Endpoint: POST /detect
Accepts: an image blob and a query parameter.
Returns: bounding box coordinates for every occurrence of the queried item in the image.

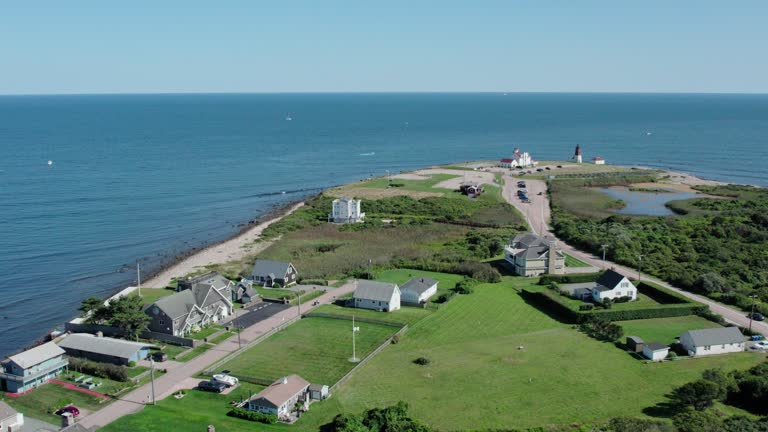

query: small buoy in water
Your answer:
[47,160,53,166]
[281,191,286,194]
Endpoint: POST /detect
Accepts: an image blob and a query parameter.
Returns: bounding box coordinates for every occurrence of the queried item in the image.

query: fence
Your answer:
[331,324,409,391]
[302,312,404,328]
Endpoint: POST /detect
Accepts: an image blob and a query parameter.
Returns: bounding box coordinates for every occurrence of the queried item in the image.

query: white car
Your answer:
[212,374,239,387]
[752,341,768,350]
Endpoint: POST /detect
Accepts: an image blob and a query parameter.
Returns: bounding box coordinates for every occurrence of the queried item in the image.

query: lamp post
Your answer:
[749,294,759,334]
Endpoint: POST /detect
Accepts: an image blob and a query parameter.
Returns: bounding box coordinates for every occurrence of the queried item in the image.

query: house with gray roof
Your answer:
[399,276,438,305]
[246,375,311,421]
[251,259,297,288]
[145,273,233,337]
[352,280,400,312]
[0,342,68,393]
[504,233,565,276]
[680,327,745,357]
[559,269,637,303]
[57,333,156,366]
[0,400,23,431]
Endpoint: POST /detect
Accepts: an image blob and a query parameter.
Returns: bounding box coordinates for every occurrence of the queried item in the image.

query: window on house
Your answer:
[704,345,711,350]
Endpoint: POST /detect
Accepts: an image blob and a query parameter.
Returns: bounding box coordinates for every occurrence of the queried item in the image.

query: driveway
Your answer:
[501,175,768,337]
[77,281,358,430]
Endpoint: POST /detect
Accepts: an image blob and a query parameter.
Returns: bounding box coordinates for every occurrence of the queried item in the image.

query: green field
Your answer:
[314,280,765,430]
[619,315,724,345]
[361,174,458,193]
[309,303,431,327]
[218,316,397,385]
[0,382,109,423]
[564,253,591,268]
[137,288,175,305]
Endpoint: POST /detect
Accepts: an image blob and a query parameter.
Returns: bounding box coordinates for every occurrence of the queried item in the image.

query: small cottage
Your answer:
[680,327,745,357]
[626,336,644,353]
[642,342,669,362]
[308,383,329,401]
[352,281,401,312]
[399,276,438,305]
[57,333,155,366]
[247,375,311,420]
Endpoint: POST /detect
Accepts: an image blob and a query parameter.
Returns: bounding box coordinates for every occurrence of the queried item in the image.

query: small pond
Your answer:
[599,187,699,216]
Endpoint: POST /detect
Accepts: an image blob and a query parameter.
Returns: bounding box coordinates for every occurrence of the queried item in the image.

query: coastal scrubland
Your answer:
[551,182,768,316]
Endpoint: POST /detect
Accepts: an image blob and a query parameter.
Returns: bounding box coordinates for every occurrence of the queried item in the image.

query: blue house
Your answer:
[0,342,68,393]
[57,333,155,366]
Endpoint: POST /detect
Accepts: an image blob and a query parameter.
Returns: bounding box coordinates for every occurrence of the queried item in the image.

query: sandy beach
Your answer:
[143,202,305,288]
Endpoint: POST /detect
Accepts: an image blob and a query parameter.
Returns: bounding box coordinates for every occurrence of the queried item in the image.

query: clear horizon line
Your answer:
[1,90,768,97]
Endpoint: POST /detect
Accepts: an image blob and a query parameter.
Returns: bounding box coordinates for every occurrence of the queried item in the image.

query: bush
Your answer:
[299,278,328,286]
[434,292,456,304]
[453,278,478,294]
[67,357,129,382]
[413,357,430,366]
[227,407,277,424]
[391,334,400,344]
[455,262,501,283]
[272,283,282,289]
[539,272,603,285]
[127,361,136,367]
[579,304,594,311]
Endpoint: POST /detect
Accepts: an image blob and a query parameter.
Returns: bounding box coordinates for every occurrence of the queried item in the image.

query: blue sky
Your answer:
[1,1,767,94]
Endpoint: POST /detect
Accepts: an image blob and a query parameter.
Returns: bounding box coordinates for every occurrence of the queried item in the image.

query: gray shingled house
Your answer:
[251,259,297,287]
[399,276,438,305]
[145,273,233,336]
[503,233,565,276]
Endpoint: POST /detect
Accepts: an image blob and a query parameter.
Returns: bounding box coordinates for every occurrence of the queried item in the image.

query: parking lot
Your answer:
[231,302,292,329]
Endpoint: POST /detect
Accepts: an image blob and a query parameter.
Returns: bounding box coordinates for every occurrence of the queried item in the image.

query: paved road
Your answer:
[502,175,768,337]
[78,282,357,430]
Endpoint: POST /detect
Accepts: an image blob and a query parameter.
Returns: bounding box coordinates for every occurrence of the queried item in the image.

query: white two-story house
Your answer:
[329,198,365,223]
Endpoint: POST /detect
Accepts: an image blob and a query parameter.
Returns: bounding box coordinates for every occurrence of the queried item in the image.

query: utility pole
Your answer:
[137,261,142,297]
[637,254,643,282]
[601,245,608,269]
[150,358,156,406]
[749,294,759,334]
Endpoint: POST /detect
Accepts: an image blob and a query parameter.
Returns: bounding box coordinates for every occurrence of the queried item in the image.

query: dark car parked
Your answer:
[748,312,765,321]
[198,380,228,393]
[151,351,168,362]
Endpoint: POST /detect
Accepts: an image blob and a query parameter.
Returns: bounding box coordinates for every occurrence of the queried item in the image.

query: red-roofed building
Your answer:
[592,157,605,165]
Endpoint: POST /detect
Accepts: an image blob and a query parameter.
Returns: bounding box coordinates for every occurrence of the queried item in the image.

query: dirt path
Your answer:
[78,282,358,430]
[501,175,768,337]
[143,202,304,288]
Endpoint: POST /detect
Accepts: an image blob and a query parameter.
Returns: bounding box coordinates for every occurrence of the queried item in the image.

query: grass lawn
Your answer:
[209,330,235,345]
[218,317,397,385]
[315,280,765,430]
[255,286,297,299]
[136,288,176,306]
[361,174,458,193]
[175,343,213,362]
[188,326,220,340]
[126,365,149,378]
[564,253,591,268]
[619,316,724,345]
[60,371,130,396]
[309,303,431,327]
[1,382,109,423]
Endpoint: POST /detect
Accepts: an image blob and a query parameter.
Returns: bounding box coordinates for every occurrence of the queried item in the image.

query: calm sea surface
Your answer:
[1,93,767,356]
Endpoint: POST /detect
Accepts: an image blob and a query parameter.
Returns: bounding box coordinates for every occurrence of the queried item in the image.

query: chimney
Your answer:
[547,241,558,274]
[208,426,216,432]
[95,331,103,338]
[282,376,288,385]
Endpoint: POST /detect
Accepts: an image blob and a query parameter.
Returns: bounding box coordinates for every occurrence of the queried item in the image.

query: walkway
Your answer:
[501,174,768,336]
[78,281,357,430]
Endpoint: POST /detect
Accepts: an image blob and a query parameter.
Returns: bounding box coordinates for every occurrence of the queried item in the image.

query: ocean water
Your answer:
[1,93,767,356]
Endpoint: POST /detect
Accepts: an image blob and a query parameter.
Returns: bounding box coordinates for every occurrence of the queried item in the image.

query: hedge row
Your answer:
[636,281,690,305]
[539,272,603,285]
[521,289,704,323]
[67,357,129,382]
[227,407,277,424]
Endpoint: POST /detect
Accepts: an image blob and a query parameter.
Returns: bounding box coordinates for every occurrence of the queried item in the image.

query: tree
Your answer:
[100,295,150,340]
[671,379,722,410]
[79,297,103,319]
[694,272,729,294]
[672,409,723,432]
[701,368,738,402]
[723,416,768,432]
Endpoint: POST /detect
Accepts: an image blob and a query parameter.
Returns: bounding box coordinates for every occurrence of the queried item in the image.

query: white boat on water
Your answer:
[285,115,292,121]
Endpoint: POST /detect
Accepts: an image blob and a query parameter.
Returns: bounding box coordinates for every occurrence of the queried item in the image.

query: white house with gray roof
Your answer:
[680,327,745,357]
[399,276,438,305]
[0,342,68,393]
[504,233,565,276]
[246,374,311,420]
[57,333,156,366]
[561,270,637,303]
[352,280,401,312]
[0,400,23,431]
[145,274,233,337]
[251,259,297,287]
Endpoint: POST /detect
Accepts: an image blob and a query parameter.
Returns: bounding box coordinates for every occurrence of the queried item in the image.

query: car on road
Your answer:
[536,168,544,172]
[750,341,768,350]
[556,165,563,168]
[198,380,228,393]
[57,406,80,417]
[517,181,526,188]
[150,351,168,362]
[748,312,765,321]
[212,374,239,387]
